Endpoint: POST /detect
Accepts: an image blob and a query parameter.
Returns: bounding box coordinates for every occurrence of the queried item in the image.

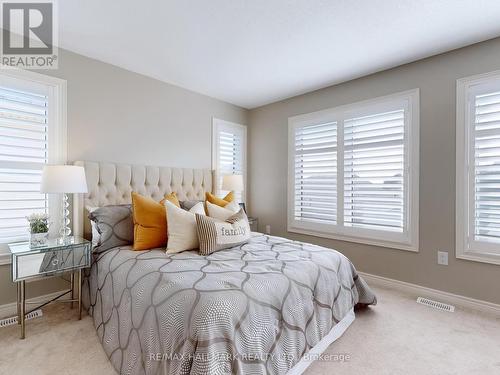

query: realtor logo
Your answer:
[1,0,58,68]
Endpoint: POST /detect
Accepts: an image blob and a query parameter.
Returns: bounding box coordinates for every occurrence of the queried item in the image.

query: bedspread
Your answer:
[83,233,376,375]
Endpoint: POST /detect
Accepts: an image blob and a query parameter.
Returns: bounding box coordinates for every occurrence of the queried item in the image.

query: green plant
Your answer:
[27,213,49,234]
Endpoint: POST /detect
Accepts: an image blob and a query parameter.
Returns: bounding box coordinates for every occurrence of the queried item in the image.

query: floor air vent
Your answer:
[417,297,455,312]
[0,309,43,328]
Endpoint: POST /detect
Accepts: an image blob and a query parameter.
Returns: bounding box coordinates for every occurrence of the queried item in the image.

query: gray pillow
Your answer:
[88,205,133,252]
[195,209,251,255]
[180,200,204,210]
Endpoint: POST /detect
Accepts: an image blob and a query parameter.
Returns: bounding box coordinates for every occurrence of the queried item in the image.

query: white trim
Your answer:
[0,288,71,319]
[456,70,500,266]
[359,272,500,316]
[0,68,67,257]
[211,117,247,202]
[287,308,355,375]
[288,89,419,252]
[454,251,500,266]
[288,89,419,124]
[288,227,418,252]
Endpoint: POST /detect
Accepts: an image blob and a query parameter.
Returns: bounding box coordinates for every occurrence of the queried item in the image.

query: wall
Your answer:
[0,48,248,308]
[248,37,500,305]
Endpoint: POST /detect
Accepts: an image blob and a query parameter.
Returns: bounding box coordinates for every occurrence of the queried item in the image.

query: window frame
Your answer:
[211,117,247,203]
[0,68,67,265]
[456,70,500,266]
[288,89,419,252]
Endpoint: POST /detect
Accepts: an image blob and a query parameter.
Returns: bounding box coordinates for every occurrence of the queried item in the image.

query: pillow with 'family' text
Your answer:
[195,209,250,255]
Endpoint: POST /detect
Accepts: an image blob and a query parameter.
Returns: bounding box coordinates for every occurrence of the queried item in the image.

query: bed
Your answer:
[74,161,376,375]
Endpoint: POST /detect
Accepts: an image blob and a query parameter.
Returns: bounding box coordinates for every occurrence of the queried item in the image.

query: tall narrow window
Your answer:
[212,118,247,202]
[0,71,66,263]
[457,71,500,265]
[0,86,48,242]
[288,90,419,251]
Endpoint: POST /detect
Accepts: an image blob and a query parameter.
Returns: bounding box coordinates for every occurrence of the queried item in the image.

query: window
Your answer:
[288,89,419,251]
[456,71,500,265]
[0,70,66,264]
[293,121,337,225]
[212,118,247,202]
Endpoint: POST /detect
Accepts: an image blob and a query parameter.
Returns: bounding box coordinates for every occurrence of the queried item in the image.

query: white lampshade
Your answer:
[222,174,244,192]
[40,165,88,194]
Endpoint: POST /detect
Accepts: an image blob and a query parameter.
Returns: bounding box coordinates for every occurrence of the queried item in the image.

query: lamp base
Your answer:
[59,193,71,243]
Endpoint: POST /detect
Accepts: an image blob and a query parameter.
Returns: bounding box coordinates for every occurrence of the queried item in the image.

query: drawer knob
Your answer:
[51,259,59,266]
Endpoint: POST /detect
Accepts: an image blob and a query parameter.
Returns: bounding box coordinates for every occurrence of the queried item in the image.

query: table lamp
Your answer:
[41,165,88,243]
[222,174,244,203]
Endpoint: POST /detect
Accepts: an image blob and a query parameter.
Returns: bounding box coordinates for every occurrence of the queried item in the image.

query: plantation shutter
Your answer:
[343,109,405,232]
[294,122,337,225]
[213,120,246,202]
[472,89,500,244]
[0,86,49,243]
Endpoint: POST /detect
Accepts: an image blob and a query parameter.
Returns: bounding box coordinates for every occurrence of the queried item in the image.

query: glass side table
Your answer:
[9,236,91,339]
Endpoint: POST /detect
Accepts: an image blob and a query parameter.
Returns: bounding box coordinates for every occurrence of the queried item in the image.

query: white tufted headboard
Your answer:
[72,161,213,239]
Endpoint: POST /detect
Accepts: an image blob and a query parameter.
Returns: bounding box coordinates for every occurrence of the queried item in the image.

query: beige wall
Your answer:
[248,37,500,305]
[51,49,247,167]
[0,48,248,307]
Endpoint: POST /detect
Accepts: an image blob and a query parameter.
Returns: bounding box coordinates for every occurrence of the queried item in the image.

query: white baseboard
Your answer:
[0,289,71,319]
[359,271,500,316]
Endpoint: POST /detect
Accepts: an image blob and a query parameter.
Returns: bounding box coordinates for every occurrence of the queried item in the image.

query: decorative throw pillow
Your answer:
[205,191,234,207]
[206,200,240,221]
[165,200,206,254]
[196,209,251,255]
[131,192,168,250]
[88,205,134,253]
[160,192,181,207]
[180,199,204,210]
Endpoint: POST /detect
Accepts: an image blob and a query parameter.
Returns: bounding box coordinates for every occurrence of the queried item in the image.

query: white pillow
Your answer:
[206,200,240,221]
[225,200,240,212]
[165,200,206,254]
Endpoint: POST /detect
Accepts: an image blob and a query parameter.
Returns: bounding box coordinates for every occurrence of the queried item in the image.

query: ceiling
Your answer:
[59,1,500,109]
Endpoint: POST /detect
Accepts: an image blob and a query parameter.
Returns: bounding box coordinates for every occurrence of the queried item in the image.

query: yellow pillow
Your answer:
[160,192,180,207]
[205,191,234,207]
[131,192,168,250]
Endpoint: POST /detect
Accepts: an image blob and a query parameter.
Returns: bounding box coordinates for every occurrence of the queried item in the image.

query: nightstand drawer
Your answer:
[12,244,91,281]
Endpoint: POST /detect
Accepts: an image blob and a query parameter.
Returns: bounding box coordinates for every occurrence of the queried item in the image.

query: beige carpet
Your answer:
[1,284,499,375]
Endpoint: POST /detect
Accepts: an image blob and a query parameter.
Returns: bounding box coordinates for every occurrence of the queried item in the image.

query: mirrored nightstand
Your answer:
[9,237,91,339]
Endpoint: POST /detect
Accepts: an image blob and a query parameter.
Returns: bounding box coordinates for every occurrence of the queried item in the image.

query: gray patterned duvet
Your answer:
[83,233,376,375]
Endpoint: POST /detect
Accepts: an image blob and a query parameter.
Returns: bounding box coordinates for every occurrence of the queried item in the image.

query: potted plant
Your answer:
[27,213,49,247]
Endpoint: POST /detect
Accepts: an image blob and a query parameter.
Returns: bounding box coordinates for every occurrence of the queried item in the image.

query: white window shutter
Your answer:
[343,110,405,232]
[288,89,418,251]
[473,90,500,244]
[0,86,49,243]
[294,121,337,225]
[219,130,243,175]
[212,119,247,202]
